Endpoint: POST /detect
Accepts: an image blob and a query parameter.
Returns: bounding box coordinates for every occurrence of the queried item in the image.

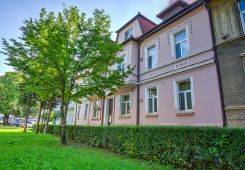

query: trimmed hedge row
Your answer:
[47,125,245,169]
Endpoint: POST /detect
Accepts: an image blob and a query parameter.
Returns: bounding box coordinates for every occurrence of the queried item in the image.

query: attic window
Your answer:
[124,27,133,40]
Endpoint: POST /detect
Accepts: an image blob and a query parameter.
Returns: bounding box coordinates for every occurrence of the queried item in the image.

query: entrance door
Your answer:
[108,99,113,125]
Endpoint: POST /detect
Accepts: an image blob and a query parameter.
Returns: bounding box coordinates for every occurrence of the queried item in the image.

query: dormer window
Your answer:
[124,27,133,40]
[239,0,245,32]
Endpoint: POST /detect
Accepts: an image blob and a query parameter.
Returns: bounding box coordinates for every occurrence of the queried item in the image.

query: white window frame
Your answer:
[92,101,100,118]
[146,87,158,114]
[84,103,89,119]
[239,0,245,33]
[124,27,134,40]
[145,43,158,70]
[120,94,131,115]
[171,27,190,59]
[173,76,195,112]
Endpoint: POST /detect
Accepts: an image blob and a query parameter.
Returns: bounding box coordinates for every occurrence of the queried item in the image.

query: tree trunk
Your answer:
[60,89,67,145]
[40,109,46,131]
[23,104,30,133]
[3,114,9,126]
[74,103,77,125]
[101,96,105,126]
[43,102,52,134]
[35,102,43,134]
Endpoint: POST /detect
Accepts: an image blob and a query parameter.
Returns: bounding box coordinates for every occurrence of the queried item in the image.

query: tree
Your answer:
[0,72,22,124]
[2,7,132,144]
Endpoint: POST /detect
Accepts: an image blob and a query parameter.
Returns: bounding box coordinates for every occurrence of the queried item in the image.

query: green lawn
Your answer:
[0,127,171,170]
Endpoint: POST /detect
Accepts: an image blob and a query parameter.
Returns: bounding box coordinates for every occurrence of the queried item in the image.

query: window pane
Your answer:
[187,92,192,110]
[175,30,186,43]
[181,40,188,57]
[179,92,185,111]
[149,98,153,113]
[175,43,181,59]
[148,55,152,69]
[126,102,130,115]
[154,97,157,112]
[240,0,245,11]
[178,81,190,91]
[121,103,126,115]
[148,46,156,56]
[149,88,157,97]
[243,13,245,23]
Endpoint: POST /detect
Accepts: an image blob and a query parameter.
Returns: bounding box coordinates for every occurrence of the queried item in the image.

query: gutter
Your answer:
[203,0,227,126]
[136,41,141,126]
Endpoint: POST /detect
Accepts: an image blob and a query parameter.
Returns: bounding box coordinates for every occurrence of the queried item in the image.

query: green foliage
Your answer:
[0,72,23,116]
[0,127,170,170]
[48,125,245,169]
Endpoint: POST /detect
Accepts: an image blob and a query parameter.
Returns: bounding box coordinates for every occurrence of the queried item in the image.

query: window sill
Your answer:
[145,113,158,118]
[119,115,131,119]
[176,111,194,116]
[91,117,100,121]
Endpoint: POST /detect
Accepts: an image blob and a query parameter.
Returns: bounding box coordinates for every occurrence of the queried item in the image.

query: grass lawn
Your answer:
[0,127,171,170]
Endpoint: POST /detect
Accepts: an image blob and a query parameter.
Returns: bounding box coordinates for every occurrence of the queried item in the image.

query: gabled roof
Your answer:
[156,0,189,20]
[140,0,203,40]
[115,12,157,34]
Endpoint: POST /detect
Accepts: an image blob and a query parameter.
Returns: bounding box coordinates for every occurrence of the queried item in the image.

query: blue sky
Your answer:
[0,0,169,75]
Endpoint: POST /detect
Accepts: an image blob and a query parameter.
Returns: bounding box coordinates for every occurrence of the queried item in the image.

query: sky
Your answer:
[0,0,170,76]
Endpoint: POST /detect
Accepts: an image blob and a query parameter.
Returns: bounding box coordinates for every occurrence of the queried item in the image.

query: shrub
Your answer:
[47,125,245,169]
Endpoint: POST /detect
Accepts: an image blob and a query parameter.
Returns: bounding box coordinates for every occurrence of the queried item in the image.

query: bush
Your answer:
[47,125,245,169]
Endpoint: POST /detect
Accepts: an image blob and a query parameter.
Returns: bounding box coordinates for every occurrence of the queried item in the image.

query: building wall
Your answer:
[209,0,245,127]
[139,63,223,126]
[117,20,142,44]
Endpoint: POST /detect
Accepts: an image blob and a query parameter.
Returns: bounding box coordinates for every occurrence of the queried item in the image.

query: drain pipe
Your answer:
[136,41,141,126]
[203,0,227,126]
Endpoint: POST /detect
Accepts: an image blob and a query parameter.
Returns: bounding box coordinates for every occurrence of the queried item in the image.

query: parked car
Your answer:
[11,118,24,127]
[20,119,36,128]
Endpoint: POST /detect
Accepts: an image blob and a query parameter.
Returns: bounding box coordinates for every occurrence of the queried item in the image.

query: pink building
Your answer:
[70,0,224,127]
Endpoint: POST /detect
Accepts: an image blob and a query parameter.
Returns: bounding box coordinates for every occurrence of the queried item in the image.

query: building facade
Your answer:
[207,0,245,127]
[68,0,226,127]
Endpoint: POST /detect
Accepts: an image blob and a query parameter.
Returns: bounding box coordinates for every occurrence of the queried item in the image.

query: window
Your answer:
[120,94,130,115]
[239,0,245,32]
[117,55,126,74]
[147,45,156,69]
[84,103,89,119]
[76,105,81,118]
[124,27,133,40]
[177,79,192,111]
[174,30,188,59]
[93,101,100,118]
[147,88,157,113]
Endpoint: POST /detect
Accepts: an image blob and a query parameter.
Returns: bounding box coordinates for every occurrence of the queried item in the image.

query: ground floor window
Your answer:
[177,79,193,111]
[84,103,89,119]
[147,87,158,113]
[76,105,81,118]
[120,94,130,115]
[93,101,100,118]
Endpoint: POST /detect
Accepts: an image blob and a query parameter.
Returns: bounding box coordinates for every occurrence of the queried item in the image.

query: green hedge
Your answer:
[47,125,245,169]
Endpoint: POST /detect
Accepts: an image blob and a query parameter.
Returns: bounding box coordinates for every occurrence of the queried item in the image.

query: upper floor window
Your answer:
[120,94,131,115]
[93,101,100,118]
[177,79,192,111]
[117,55,126,74]
[174,30,188,59]
[239,0,245,32]
[124,27,133,40]
[147,87,158,113]
[84,103,89,119]
[147,45,157,69]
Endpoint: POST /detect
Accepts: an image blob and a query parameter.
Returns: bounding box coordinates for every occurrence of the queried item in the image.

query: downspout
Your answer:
[204,0,227,126]
[136,41,141,126]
